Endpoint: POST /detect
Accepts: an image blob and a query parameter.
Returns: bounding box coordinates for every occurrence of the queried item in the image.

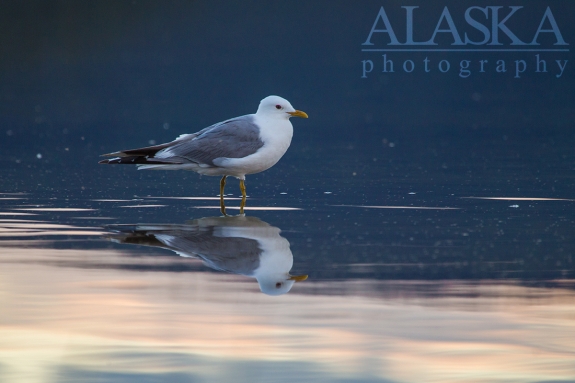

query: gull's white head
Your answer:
[257,274,308,296]
[256,95,308,119]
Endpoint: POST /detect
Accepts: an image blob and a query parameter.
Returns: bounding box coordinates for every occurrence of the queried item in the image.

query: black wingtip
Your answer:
[100,151,122,157]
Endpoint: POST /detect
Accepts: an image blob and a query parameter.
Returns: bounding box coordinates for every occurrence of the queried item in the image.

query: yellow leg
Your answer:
[219,176,227,216]
[239,179,247,214]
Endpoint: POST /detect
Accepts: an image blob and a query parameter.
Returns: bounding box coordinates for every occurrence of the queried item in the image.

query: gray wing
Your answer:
[108,225,262,276]
[155,115,264,166]
[154,232,262,275]
[99,115,264,166]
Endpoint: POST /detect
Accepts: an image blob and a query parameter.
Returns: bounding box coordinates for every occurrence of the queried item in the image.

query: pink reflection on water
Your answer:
[0,246,573,383]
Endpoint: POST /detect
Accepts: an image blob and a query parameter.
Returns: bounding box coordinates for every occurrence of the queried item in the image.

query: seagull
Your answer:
[106,215,308,296]
[99,95,308,214]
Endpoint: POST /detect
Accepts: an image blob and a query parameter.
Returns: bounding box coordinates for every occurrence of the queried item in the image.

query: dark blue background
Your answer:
[1,1,573,146]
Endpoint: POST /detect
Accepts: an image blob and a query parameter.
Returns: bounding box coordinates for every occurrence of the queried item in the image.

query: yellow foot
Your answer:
[220,176,227,216]
[239,179,246,214]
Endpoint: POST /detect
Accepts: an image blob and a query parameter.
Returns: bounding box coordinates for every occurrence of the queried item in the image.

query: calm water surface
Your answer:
[1,137,574,382]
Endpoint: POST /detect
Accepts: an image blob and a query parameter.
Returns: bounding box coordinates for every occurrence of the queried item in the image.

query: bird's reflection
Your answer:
[106,215,307,295]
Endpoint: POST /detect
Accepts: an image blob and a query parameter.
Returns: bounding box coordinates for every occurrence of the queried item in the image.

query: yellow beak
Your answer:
[288,274,308,282]
[288,110,308,118]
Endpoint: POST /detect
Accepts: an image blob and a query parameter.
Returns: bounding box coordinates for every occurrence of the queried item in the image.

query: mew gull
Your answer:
[99,95,308,214]
[106,215,308,296]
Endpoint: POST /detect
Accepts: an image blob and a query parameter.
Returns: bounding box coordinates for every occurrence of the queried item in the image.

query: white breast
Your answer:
[213,114,293,178]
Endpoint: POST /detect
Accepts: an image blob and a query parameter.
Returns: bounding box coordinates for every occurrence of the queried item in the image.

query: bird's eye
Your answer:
[276,282,282,288]
[275,105,282,110]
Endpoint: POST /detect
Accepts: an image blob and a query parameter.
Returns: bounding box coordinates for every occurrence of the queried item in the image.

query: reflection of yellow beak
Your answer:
[288,274,308,282]
[288,110,308,118]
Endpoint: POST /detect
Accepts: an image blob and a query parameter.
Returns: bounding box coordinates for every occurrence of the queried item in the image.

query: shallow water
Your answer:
[1,132,575,382]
